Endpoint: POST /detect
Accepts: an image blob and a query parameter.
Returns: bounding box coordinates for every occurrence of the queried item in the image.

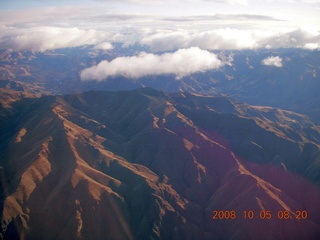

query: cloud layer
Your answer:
[140,28,320,51]
[0,0,319,52]
[80,47,223,80]
[0,27,113,52]
[261,56,283,67]
[1,25,319,53]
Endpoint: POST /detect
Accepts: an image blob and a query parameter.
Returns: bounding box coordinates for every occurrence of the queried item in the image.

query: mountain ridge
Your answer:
[1,48,319,122]
[1,88,320,239]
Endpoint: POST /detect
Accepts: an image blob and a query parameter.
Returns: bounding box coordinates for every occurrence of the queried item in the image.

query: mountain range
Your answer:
[1,88,320,239]
[1,48,319,122]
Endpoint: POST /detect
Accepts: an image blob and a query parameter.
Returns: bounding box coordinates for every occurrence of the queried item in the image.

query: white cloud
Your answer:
[261,56,283,67]
[1,24,319,53]
[80,47,223,80]
[140,29,259,51]
[93,42,114,50]
[0,26,113,52]
[304,43,319,49]
[139,28,320,51]
[0,0,319,52]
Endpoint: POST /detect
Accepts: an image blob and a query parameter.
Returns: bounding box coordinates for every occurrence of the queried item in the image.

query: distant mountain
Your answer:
[1,88,320,239]
[211,49,320,122]
[1,48,319,122]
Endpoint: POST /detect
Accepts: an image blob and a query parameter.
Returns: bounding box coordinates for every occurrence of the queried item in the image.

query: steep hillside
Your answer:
[1,88,320,240]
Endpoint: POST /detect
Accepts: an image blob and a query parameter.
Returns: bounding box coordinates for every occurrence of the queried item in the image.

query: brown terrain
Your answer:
[1,88,320,240]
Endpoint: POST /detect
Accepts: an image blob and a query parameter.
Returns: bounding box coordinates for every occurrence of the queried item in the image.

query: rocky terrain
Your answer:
[1,88,320,239]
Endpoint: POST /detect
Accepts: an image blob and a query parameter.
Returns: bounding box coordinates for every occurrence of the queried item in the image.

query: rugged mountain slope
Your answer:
[1,88,320,240]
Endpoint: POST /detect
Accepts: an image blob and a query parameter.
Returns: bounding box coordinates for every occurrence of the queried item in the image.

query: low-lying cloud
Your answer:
[1,5,319,53]
[1,26,319,53]
[80,47,223,80]
[140,28,320,51]
[0,27,113,52]
[261,56,283,67]
[140,29,258,51]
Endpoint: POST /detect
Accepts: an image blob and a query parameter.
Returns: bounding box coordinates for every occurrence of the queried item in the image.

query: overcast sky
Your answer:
[1,0,319,79]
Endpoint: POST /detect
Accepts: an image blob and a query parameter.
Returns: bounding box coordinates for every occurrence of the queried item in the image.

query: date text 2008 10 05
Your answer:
[212,210,308,220]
